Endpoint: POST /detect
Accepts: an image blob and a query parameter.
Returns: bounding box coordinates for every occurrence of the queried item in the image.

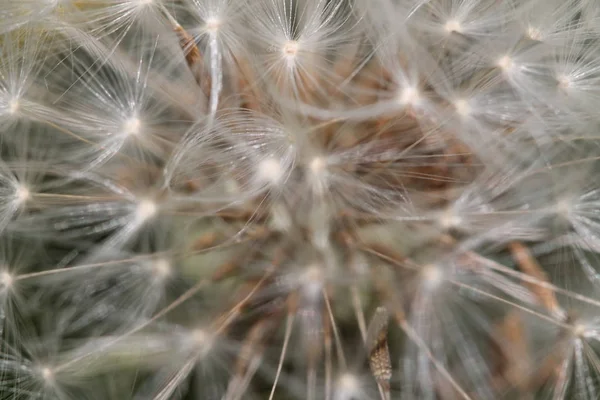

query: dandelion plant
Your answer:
[3,0,600,399]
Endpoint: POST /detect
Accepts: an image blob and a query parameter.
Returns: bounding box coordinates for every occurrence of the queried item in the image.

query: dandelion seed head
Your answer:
[444,20,462,34]
[6,0,600,397]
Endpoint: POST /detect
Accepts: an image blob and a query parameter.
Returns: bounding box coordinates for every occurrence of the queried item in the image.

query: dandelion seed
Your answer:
[367,306,391,396]
[301,264,325,301]
[8,99,19,115]
[527,26,543,41]
[309,157,326,175]
[256,157,285,185]
[439,208,462,230]
[573,323,587,338]
[14,184,30,205]
[172,0,248,116]
[421,264,444,289]
[189,328,213,356]
[453,98,471,117]
[135,199,158,223]
[445,20,462,34]
[40,366,54,383]
[152,258,171,280]
[282,40,299,59]
[50,28,183,168]
[0,271,13,289]
[123,117,142,136]
[334,373,363,400]
[554,196,573,218]
[498,55,514,72]
[205,17,221,32]
[557,74,572,90]
[247,0,360,101]
[398,86,421,106]
[75,0,165,43]
[337,373,358,391]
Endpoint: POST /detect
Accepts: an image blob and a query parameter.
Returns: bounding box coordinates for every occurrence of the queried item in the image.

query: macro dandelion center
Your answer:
[2,0,600,399]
